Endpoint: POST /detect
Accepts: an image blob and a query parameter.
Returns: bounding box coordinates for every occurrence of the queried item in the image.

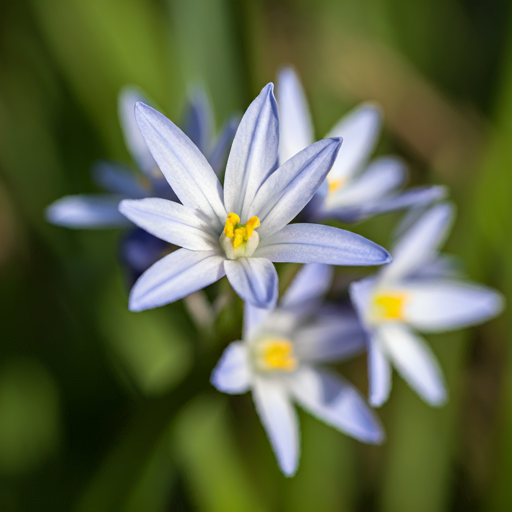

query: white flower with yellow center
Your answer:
[119,84,391,310]
[277,67,446,223]
[211,264,384,476]
[350,203,504,407]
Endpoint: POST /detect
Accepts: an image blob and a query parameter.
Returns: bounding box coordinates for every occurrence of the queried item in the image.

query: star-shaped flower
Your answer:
[211,263,384,476]
[120,84,391,310]
[349,202,504,406]
[277,67,446,223]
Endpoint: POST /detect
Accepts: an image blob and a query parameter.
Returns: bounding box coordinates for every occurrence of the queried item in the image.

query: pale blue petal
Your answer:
[224,84,279,220]
[208,115,239,176]
[326,156,406,210]
[211,342,252,394]
[290,367,384,444]
[408,255,462,280]
[250,138,342,239]
[277,67,314,164]
[401,280,504,332]
[280,263,333,313]
[368,331,392,407]
[224,258,278,309]
[325,103,382,181]
[182,87,214,155]
[243,303,272,341]
[119,198,218,251]
[135,102,226,230]
[324,185,447,224]
[252,376,299,477]
[129,249,225,312]
[381,202,454,283]
[349,276,376,323]
[293,312,366,363]
[255,224,391,266]
[46,195,129,228]
[92,161,147,198]
[379,323,446,406]
[118,87,158,176]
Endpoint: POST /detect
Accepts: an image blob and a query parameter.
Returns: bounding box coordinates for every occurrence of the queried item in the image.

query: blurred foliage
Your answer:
[0,0,511,511]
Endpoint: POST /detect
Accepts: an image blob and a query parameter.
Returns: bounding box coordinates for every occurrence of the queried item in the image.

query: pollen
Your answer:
[260,338,298,372]
[371,292,409,322]
[327,177,345,194]
[223,213,260,249]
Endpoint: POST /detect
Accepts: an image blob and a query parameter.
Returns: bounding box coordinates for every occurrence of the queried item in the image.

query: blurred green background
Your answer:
[1,0,511,510]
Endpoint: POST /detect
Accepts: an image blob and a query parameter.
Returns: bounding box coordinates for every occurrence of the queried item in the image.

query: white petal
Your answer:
[255,224,391,266]
[211,342,252,394]
[326,103,382,181]
[135,102,226,230]
[243,303,272,341]
[46,195,129,228]
[252,376,299,477]
[92,162,147,198]
[223,84,279,220]
[293,312,366,363]
[277,67,314,164]
[129,249,226,312]
[379,323,446,406]
[250,138,342,239]
[401,280,504,332]
[326,156,406,210]
[381,202,454,283]
[367,330,392,407]
[118,87,158,176]
[280,264,333,312]
[224,258,278,309]
[290,367,384,444]
[119,198,218,251]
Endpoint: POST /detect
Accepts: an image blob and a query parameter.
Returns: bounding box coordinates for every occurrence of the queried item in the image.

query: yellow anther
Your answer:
[261,338,297,372]
[224,213,240,238]
[328,177,346,194]
[223,213,260,249]
[372,292,409,322]
[246,216,260,238]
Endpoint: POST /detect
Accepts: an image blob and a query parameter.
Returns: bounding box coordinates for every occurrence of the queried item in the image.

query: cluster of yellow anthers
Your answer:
[371,292,409,322]
[224,213,260,248]
[327,176,345,194]
[259,338,298,372]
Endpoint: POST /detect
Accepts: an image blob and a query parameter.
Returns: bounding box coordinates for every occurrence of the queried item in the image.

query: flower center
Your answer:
[370,292,409,322]
[327,176,346,194]
[256,338,298,372]
[221,213,261,259]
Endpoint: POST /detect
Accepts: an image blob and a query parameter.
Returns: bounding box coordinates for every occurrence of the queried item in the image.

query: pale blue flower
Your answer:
[211,264,384,476]
[277,67,446,223]
[120,84,392,311]
[349,203,504,407]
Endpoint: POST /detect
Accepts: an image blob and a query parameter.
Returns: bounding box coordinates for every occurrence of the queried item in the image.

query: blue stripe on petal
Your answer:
[224,258,278,309]
[255,223,391,266]
[129,249,225,312]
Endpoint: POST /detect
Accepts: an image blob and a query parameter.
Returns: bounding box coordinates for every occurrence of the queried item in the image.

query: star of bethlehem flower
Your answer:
[45,86,238,279]
[119,84,392,311]
[277,67,446,223]
[349,202,504,407]
[211,263,384,476]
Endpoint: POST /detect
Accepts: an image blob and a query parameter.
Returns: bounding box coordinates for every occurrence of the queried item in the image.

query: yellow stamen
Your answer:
[261,338,297,372]
[372,292,409,321]
[328,177,345,193]
[223,213,260,249]
[224,213,240,238]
